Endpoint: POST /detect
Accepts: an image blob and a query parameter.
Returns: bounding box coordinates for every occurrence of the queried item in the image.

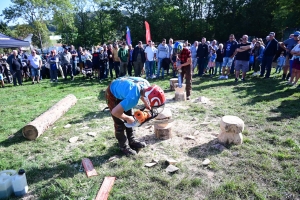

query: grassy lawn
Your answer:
[0,71,299,200]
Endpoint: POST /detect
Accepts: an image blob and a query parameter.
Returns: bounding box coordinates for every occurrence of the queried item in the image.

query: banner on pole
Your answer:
[126,26,132,45]
[145,21,151,43]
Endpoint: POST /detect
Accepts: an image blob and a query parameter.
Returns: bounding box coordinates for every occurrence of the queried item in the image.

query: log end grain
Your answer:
[22,125,38,140]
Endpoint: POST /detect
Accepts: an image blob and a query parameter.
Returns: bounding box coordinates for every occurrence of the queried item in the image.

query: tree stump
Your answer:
[154,108,172,140]
[174,83,186,101]
[154,123,172,140]
[22,94,77,140]
[170,78,178,91]
[218,115,244,145]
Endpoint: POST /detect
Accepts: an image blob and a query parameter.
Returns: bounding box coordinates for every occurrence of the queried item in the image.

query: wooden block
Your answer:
[154,123,172,140]
[174,83,186,93]
[95,177,116,200]
[175,92,186,101]
[82,158,98,177]
[170,78,178,90]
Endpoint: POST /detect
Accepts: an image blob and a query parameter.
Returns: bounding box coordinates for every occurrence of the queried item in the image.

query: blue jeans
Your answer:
[145,61,154,78]
[156,58,164,78]
[50,69,58,81]
[215,62,222,75]
[192,57,198,71]
[260,55,274,78]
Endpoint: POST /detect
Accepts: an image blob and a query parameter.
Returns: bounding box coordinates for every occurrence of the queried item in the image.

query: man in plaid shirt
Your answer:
[177,45,192,100]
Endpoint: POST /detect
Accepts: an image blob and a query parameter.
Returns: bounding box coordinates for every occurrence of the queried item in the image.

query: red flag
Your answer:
[145,21,151,43]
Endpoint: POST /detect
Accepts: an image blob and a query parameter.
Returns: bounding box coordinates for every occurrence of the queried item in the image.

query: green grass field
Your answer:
[0,71,299,200]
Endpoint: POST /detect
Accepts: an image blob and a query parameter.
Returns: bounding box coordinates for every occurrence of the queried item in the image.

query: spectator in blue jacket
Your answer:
[156,38,169,79]
[275,52,285,73]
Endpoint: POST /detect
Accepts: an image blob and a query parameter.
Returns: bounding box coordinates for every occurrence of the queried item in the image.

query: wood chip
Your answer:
[108,156,120,162]
[152,159,159,163]
[87,132,97,137]
[145,125,152,129]
[64,124,72,128]
[166,165,179,173]
[53,127,57,129]
[80,126,89,130]
[184,135,195,140]
[202,158,211,166]
[166,159,177,165]
[145,163,157,167]
[69,136,79,143]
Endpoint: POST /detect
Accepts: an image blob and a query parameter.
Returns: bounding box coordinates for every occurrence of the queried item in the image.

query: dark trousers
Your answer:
[99,62,106,79]
[197,57,206,76]
[253,60,262,72]
[133,61,143,77]
[108,61,114,78]
[62,64,73,79]
[120,62,128,77]
[4,66,11,83]
[105,85,135,148]
[260,55,274,78]
[180,64,192,97]
[114,62,120,78]
[128,61,133,76]
[12,70,22,86]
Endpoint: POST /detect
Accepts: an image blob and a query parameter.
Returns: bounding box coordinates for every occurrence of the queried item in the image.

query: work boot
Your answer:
[129,139,146,149]
[120,146,137,156]
[125,128,146,149]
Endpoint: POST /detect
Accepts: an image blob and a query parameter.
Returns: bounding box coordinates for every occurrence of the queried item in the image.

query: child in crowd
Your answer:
[208,48,217,77]
[275,52,285,73]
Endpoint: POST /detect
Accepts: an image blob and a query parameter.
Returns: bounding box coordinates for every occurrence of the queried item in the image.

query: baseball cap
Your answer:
[294,31,300,36]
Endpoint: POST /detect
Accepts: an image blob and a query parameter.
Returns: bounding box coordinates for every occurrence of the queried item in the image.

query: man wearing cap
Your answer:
[60,47,74,81]
[281,31,300,80]
[132,41,146,77]
[260,32,278,79]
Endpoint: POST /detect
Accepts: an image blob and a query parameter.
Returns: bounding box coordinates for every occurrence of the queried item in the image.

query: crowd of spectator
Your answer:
[1,30,300,89]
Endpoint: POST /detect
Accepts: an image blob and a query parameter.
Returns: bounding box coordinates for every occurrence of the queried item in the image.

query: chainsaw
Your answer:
[124,105,174,128]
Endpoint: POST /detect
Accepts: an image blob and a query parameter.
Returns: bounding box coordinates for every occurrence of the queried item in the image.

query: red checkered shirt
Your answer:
[179,47,191,63]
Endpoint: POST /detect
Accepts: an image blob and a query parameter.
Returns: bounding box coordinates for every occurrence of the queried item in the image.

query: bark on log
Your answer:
[170,78,178,91]
[22,94,77,140]
[154,123,172,140]
[218,115,244,145]
[175,92,186,101]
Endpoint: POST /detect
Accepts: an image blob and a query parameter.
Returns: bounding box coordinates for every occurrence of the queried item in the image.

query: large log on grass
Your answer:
[22,94,77,140]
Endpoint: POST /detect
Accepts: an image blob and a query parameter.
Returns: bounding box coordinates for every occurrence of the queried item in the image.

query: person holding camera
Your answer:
[28,49,42,84]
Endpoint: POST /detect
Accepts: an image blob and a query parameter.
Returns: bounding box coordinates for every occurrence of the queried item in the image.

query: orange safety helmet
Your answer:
[144,85,166,107]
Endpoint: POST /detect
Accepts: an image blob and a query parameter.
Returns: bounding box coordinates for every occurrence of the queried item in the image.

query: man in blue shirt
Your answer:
[219,34,238,79]
[105,77,166,156]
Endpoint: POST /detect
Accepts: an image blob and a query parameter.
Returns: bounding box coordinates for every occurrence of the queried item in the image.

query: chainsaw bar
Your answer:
[139,118,175,127]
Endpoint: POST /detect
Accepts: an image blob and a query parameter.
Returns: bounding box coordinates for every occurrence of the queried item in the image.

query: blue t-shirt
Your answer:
[110,77,150,111]
[225,40,238,57]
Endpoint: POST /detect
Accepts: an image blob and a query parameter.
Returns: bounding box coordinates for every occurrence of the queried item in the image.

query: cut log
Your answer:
[175,92,186,101]
[154,123,172,140]
[155,108,172,128]
[174,83,186,94]
[218,115,244,145]
[170,78,178,91]
[22,94,77,140]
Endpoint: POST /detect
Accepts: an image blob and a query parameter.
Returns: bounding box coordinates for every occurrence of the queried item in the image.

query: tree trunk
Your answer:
[22,94,77,140]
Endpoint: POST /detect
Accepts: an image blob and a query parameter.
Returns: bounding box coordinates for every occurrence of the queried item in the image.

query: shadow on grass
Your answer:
[25,144,122,185]
[187,138,228,159]
[0,128,25,147]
